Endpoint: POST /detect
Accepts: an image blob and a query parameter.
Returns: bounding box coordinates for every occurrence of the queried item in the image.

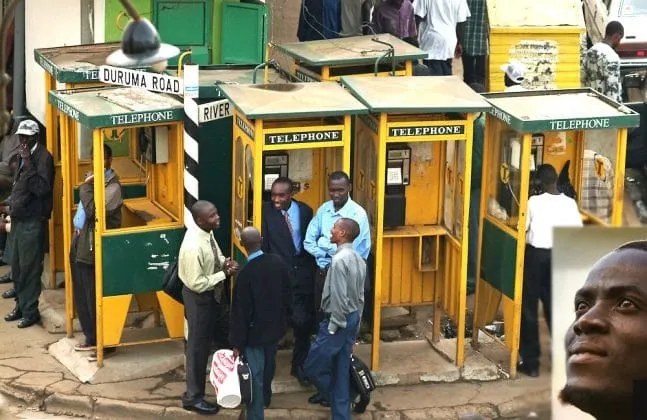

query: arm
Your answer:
[24,152,54,198]
[105,182,123,213]
[78,183,96,221]
[525,199,532,233]
[327,259,349,333]
[280,260,292,318]
[413,0,426,31]
[354,213,372,260]
[73,201,85,231]
[303,210,328,260]
[179,247,227,294]
[228,273,251,350]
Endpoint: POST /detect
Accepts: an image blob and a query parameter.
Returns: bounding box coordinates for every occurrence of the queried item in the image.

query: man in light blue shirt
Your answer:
[304,171,371,328]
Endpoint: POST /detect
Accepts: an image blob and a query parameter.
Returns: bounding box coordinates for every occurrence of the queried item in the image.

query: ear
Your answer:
[348,182,353,193]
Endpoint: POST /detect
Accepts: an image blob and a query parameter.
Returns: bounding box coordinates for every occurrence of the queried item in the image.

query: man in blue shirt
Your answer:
[304,171,371,320]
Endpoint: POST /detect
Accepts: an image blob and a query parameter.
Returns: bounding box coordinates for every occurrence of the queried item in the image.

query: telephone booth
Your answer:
[218,82,367,261]
[35,43,149,288]
[340,75,491,370]
[274,34,426,82]
[473,88,639,377]
[49,85,186,366]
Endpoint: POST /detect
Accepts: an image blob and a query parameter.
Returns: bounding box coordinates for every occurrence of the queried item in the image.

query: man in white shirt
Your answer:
[413,0,470,76]
[519,164,583,377]
[582,21,624,103]
[501,61,527,92]
[179,200,239,415]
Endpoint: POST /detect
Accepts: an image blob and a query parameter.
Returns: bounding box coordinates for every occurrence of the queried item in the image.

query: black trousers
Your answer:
[461,55,486,86]
[183,285,218,405]
[291,291,315,372]
[314,267,329,324]
[423,59,453,76]
[70,235,97,346]
[11,220,45,320]
[519,245,552,370]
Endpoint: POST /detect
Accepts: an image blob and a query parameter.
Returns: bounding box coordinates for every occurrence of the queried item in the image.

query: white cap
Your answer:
[500,61,526,84]
[15,120,39,136]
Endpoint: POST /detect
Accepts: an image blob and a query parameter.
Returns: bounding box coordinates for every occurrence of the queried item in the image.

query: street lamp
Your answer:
[0,0,22,136]
[106,0,180,70]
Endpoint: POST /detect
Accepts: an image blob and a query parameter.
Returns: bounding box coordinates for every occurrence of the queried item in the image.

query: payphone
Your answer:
[137,126,170,164]
[262,152,289,202]
[384,144,411,227]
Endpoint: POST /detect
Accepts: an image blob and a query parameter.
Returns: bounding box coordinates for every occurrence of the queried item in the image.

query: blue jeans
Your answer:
[304,311,360,420]
[244,344,277,420]
[467,188,481,294]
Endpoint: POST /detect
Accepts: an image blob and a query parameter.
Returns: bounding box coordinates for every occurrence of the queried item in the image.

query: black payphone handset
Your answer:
[529,133,545,197]
[384,144,412,228]
[261,152,289,202]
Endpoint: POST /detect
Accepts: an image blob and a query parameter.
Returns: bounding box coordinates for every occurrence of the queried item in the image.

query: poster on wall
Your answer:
[508,40,559,90]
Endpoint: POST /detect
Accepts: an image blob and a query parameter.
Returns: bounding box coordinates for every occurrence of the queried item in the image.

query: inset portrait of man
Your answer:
[553,228,647,420]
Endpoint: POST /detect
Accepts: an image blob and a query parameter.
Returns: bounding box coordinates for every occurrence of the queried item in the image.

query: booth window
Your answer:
[579,129,617,223]
[245,145,254,226]
[486,118,525,228]
[233,137,245,238]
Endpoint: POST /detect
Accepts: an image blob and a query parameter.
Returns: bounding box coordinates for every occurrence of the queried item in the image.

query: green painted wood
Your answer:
[104,0,152,42]
[481,219,517,300]
[233,243,246,267]
[102,227,185,296]
[220,1,267,64]
[484,88,640,132]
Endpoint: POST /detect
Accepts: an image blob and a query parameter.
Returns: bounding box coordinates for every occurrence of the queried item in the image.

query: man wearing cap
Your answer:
[501,61,527,92]
[3,120,54,329]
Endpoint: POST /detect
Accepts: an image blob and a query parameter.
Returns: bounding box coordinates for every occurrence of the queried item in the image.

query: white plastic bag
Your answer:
[209,349,241,408]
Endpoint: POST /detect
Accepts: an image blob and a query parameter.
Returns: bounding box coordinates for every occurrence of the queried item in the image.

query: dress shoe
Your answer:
[308,393,330,407]
[182,400,220,415]
[291,366,311,387]
[4,307,21,322]
[517,362,539,378]
[2,288,15,299]
[0,273,11,284]
[17,316,40,329]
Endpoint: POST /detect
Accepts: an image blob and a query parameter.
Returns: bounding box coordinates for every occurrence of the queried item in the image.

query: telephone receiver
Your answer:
[138,129,152,162]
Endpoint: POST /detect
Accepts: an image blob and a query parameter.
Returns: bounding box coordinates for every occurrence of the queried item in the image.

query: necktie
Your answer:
[210,235,224,303]
[283,211,294,239]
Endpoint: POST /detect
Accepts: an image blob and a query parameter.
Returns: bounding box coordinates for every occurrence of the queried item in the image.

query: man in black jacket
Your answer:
[230,226,291,419]
[261,177,315,386]
[3,120,54,328]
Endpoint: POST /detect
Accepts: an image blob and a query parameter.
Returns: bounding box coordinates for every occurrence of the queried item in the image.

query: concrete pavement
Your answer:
[0,264,551,419]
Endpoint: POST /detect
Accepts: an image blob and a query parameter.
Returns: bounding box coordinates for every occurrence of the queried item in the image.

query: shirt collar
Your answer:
[336,243,353,253]
[282,200,294,214]
[324,197,354,215]
[247,249,264,261]
[191,225,213,242]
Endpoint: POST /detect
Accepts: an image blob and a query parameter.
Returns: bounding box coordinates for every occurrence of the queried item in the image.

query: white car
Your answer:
[583,0,647,71]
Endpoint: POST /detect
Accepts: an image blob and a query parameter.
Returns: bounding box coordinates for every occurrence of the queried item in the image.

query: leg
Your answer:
[462,55,475,84]
[182,287,217,406]
[330,312,360,420]
[474,55,487,86]
[467,188,481,294]
[445,59,453,76]
[313,268,327,323]
[303,320,346,403]
[291,292,314,378]
[212,302,230,349]
[519,246,541,372]
[13,220,44,322]
[263,344,278,408]
[539,251,552,335]
[423,60,447,76]
[244,346,265,420]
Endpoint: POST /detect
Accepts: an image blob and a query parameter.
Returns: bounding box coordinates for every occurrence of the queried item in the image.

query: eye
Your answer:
[617,298,637,311]
[575,300,589,313]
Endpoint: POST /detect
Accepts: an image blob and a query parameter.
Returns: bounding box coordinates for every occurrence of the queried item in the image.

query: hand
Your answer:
[232,347,240,360]
[0,220,6,233]
[229,261,240,275]
[84,173,94,184]
[455,43,463,58]
[18,143,30,163]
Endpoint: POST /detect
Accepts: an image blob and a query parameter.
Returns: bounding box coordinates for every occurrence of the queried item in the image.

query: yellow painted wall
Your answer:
[488,28,583,93]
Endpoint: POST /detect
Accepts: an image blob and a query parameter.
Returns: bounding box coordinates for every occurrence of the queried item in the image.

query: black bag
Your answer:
[162,261,183,304]
[350,354,375,398]
[238,358,253,405]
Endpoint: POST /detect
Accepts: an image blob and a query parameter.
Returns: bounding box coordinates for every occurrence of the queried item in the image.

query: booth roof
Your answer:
[340,75,491,114]
[484,88,640,132]
[487,0,585,28]
[275,33,427,66]
[34,43,152,84]
[220,82,368,120]
[49,86,184,129]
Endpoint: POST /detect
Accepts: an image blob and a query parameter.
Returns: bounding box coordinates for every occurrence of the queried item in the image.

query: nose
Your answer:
[573,302,610,336]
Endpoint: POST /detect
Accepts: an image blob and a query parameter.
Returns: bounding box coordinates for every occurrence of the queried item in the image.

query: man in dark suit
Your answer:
[261,177,315,386]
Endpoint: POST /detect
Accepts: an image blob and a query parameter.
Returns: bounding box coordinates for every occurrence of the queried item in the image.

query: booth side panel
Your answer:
[488,29,582,93]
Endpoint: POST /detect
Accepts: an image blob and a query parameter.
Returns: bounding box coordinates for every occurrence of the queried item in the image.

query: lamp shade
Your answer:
[106,18,180,67]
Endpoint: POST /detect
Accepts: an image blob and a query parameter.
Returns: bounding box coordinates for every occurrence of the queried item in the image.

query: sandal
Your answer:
[74,343,95,352]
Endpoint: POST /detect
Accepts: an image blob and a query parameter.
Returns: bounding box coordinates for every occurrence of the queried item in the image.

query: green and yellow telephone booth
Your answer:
[340,75,491,370]
[274,34,426,82]
[35,43,149,288]
[49,85,186,366]
[473,88,639,377]
[219,82,367,260]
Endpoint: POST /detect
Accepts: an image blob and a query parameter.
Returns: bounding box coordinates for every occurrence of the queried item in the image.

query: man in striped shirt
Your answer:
[460,0,487,85]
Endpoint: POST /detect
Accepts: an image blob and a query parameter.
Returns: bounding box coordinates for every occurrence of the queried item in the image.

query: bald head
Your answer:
[191,200,220,232]
[330,217,360,245]
[240,226,262,253]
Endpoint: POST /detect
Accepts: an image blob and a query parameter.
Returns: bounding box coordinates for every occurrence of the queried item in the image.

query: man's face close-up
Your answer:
[328,178,350,208]
[562,248,647,414]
